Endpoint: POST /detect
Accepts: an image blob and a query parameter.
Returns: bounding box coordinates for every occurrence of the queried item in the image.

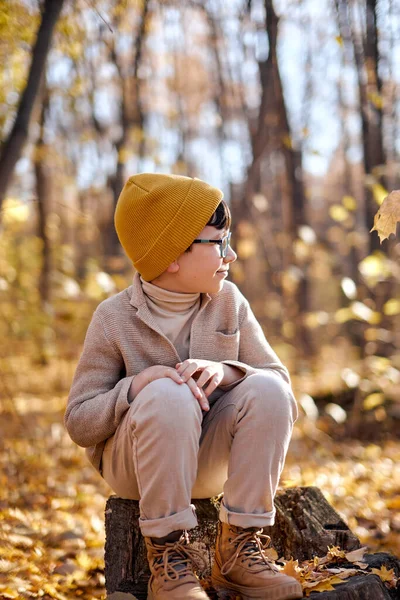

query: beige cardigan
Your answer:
[65,273,292,473]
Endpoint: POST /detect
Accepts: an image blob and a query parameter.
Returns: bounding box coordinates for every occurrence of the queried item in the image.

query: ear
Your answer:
[165,260,180,274]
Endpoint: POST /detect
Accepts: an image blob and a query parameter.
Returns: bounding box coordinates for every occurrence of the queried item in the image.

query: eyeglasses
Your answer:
[192,232,232,258]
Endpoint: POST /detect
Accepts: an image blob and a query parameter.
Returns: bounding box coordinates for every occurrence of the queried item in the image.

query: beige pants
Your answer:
[102,372,298,538]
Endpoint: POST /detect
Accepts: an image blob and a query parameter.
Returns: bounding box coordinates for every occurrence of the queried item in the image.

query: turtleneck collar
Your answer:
[140,276,200,313]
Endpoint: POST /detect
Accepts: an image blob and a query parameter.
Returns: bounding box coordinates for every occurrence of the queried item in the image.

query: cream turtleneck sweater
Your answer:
[140,277,201,361]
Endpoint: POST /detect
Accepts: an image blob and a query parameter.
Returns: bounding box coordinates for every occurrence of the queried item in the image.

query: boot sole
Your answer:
[212,577,303,600]
[148,581,210,599]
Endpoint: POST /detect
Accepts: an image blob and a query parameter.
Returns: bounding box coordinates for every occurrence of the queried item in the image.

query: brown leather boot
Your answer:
[212,522,303,599]
[145,531,210,599]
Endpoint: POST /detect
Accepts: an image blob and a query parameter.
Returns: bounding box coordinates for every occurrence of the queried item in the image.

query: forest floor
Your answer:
[0,388,399,599]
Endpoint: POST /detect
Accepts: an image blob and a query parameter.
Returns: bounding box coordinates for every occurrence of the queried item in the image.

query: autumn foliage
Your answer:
[1,0,400,597]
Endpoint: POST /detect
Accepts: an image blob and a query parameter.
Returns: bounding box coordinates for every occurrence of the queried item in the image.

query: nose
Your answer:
[224,244,237,264]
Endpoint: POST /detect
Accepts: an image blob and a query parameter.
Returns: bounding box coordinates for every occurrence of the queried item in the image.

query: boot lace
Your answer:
[221,527,279,576]
[152,532,207,581]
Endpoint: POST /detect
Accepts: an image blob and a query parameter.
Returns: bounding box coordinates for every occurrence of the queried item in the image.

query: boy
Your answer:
[65,173,302,600]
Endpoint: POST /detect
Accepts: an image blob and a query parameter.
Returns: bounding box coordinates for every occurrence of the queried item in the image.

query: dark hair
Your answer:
[185,199,231,252]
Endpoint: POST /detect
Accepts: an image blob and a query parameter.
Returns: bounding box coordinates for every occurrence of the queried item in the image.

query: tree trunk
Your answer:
[35,89,51,309]
[350,0,385,253]
[242,0,311,356]
[103,0,149,267]
[104,488,399,599]
[0,0,64,214]
[104,487,364,598]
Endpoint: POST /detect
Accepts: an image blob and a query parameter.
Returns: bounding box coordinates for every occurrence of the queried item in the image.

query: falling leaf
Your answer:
[370,189,400,241]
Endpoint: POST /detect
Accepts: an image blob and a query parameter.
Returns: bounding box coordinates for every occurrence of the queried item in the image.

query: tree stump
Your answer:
[105,486,367,598]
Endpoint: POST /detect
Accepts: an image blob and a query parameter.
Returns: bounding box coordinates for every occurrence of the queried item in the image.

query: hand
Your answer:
[129,365,210,411]
[175,359,225,399]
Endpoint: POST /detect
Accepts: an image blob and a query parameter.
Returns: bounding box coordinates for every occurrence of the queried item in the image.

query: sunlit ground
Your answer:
[0,383,399,599]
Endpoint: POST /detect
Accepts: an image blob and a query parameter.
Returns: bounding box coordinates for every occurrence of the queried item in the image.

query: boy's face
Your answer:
[151,225,237,294]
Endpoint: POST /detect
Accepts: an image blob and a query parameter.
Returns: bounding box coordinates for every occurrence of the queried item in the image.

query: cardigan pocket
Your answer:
[212,330,240,361]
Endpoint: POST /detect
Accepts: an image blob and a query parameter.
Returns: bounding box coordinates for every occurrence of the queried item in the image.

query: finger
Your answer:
[204,373,222,396]
[176,360,189,373]
[196,368,214,389]
[166,368,184,384]
[186,377,209,411]
[178,364,199,382]
[176,360,197,372]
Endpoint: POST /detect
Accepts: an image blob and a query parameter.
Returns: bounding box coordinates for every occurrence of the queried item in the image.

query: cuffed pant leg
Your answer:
[101,378,203,538]
[192,372,298,528]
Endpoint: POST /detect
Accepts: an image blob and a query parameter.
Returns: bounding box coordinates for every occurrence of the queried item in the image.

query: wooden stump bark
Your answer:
[104,487,399,599]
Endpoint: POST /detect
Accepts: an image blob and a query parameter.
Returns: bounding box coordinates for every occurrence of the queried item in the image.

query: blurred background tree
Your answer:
[0,0,399,434]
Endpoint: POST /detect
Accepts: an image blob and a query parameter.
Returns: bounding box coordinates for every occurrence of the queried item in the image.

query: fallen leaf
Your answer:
[327,545,346,560]
[281,558,302,581]
[370,565,397,587]
[264,547,278,561]
[345,546,368,562]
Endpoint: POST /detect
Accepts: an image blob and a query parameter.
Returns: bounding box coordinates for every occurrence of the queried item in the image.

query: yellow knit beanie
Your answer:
[114,173,224,281]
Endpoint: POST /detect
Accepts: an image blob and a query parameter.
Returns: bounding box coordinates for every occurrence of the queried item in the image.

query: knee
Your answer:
[131,377,202,428]
[241,372,298,423]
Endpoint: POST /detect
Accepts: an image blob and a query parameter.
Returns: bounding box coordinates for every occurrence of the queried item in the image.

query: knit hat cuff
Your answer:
[136,178,223,281]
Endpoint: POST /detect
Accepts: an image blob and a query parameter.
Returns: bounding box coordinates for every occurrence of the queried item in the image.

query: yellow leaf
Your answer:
[43,583,68,600]
[0,589,19,599]
[386,496,400,510]
[335,35,344,47]
[371,182,389,206]
[368,91,384,110]
[281,558,302,581]
[383,299,400,316]
[342,195,357,210]
[370,565,397,585]
[76,550,93,570]
[2,197,30,225]
[327,546,346,560]
[359,253,392,284]
[363,393,385,411]
[282,133,293,149]
[351,301,381,324]
[370,189,400,241]
[118,147,133,164]
[303,579,335,596]
[334,307,354,324]
[329,205,349,222]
